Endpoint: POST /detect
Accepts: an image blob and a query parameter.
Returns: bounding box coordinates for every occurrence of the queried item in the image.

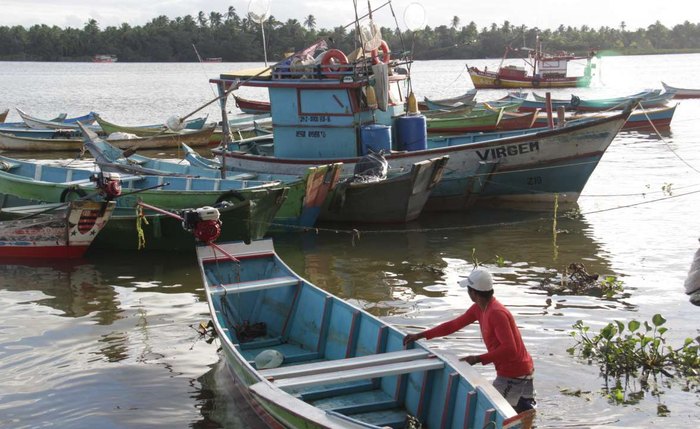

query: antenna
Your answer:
[248,0,271,66]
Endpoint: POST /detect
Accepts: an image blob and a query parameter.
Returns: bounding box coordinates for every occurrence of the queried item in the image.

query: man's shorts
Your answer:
[493,372,536,412]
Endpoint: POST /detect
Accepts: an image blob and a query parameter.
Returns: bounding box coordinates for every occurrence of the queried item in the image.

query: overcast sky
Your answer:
[1,0,690,32]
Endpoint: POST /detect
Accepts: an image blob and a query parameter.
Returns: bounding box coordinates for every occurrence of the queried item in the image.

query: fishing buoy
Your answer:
[407,91,419,114]
[366,85,378,109]
[165,116,184,131]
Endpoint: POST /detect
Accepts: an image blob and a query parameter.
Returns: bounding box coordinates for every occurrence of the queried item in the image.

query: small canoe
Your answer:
[661,81,700,99]
[532,104,678,130]
[530,90,671,111]
[195,238,536,429]
[16,108,97,129]
[94,113,209,136]
[426,109,504,134]
[0,124,216,151]
[0,200,115,259]
[419,89,478,111]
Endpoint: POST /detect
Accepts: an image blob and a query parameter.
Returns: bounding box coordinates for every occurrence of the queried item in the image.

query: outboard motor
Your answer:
[181,206,222,244]
[90,172,122,200]
[352,150,388,182]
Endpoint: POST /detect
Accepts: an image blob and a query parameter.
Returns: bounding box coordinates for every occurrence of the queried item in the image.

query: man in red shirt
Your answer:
[403,267,536,413]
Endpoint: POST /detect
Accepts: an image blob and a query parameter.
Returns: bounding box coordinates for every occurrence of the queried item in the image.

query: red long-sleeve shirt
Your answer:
[422,298,533,378]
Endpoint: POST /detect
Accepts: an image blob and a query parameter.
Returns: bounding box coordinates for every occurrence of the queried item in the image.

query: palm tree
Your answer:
[197,11,208,28]
[304,15,316,31]
[226,6,237,22]
[451,16,460,30]
[209,12,223,27]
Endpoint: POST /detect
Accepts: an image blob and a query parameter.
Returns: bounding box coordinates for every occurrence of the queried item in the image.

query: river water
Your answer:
[0,55,699,428]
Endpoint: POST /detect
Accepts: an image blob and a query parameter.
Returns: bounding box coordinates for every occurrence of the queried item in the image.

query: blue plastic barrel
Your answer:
[360,124,392,155]
[395,115,427,151]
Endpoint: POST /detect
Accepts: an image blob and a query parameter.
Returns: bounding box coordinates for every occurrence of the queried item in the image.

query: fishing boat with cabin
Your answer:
[467,37,596,89]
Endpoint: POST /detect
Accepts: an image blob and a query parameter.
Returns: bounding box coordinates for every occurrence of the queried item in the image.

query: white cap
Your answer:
[254,349,284,369]
[458,268,494,291]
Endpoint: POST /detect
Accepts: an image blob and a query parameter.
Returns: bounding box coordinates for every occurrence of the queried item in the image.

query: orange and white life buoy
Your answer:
[321,49,349,78]
[371,40,391,65]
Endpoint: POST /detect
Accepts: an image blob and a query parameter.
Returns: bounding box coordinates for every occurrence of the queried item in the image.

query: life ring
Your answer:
[215,190,247,204]
[371,40,391,65]
[321,49,349,79]
[60,186,87,202]
[493,78,502,87]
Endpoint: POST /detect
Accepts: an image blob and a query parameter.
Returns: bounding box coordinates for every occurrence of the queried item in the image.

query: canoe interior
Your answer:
[200,239,523,429]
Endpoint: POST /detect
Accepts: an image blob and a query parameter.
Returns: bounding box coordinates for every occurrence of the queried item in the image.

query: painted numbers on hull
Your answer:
[476,141,540,161]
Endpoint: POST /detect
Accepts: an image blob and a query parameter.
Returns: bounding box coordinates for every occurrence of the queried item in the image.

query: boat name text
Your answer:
[476,141,539,161]
[299,115,332,123]
[296,130,327,138]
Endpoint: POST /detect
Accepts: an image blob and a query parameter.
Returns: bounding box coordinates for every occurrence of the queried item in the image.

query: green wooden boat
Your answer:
[0,188,287,251]
[0,155,286,213]
[426,108,504,134]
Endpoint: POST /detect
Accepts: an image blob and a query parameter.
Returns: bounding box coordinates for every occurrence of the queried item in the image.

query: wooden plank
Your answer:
[260,348,430,380]
[273,357,444,390]
[210,276,299,295]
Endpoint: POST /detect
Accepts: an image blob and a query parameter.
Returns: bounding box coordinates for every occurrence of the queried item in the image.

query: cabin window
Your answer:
[298,88,352,115]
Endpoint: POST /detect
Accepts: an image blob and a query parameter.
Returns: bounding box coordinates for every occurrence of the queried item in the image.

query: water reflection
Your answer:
[275,207,616,314]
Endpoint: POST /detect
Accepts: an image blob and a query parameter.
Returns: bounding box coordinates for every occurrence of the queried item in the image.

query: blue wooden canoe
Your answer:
[196,238,536,429]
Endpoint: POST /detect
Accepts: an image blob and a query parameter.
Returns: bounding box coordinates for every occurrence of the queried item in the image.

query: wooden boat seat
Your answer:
[260,348,430,380]
[211,276,300,296]
[272,357,444,391]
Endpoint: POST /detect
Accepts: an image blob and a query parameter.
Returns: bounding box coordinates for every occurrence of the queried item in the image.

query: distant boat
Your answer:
[233,94,271,114]
[661,81,700,99]
[195,238,537,429]
[92,54,117,63]
[468,37,595,89]
[0,200,115,259]
[203,57,223,63]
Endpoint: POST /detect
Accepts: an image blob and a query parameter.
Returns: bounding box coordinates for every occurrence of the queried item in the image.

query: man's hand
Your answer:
[460,355,481,365]
[403,332,423,346]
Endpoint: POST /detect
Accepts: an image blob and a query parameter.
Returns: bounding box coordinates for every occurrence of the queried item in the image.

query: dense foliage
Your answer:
[0,7,699,62]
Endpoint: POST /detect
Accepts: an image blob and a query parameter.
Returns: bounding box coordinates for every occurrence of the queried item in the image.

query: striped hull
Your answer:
[468,68,590,89]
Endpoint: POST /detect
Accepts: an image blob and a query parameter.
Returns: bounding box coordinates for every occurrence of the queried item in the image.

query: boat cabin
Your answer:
[213,42,423,159]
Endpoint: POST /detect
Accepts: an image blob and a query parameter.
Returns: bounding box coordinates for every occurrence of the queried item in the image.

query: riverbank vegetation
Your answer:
[0,7,698,61]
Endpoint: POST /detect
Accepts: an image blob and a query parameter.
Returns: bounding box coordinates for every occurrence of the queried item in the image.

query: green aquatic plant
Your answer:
[494,254,506,267]
[599,275,624,298]
[568,314,700,413]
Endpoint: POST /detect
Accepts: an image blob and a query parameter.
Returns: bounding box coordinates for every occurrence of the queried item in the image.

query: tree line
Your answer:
[0,6,698,62]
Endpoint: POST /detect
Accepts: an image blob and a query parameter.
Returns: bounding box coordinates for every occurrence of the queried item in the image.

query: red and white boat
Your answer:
[92,54,118,63]
[0,200,115,259]
[468,37,595,89]
[233,94,271,114]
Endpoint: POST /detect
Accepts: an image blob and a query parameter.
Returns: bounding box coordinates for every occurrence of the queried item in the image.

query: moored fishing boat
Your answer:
[0,200,115,259]
[419,89,478,111]
[0,197,283,252]
[0,154,286,212]
[80,128,341,229]
[16,108,97,129]
[532,104,677,130]
[467,37,596,89]
[530,90,671,111]
[195,237,536,429]
[0,123,216,151]
[426,109,504,134]
[661,81,700,99]
[94,113,209,135]
[233,94,272,114]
